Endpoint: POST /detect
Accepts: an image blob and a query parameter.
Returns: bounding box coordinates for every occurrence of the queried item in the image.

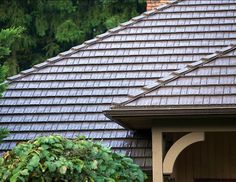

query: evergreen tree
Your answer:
[0,27,24,95]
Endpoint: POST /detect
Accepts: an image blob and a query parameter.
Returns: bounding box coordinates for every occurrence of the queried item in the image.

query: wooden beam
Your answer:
[151,127,236,132]
[152,127,163,182]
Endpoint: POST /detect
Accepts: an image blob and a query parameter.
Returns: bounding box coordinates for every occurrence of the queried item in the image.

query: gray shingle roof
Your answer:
[1,0,236,170]
[114,45,236,108]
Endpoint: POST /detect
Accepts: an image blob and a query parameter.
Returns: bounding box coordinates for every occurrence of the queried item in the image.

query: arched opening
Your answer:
[173,132,236,182]
[163,132,205,175]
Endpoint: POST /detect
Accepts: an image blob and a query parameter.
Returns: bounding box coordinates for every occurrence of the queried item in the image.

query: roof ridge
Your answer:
[4,0,184,84]
[112,43,236,108]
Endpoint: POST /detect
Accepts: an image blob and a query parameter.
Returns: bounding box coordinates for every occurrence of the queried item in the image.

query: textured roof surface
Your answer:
[115,45,236,108]
[1,0,236,170]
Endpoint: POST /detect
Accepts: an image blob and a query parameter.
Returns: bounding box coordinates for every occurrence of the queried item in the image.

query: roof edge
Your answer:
[4,0,184,84]
[104,106,236,129]
[112,43,236,108]
[105,106,236,120]
[105,106,236,114]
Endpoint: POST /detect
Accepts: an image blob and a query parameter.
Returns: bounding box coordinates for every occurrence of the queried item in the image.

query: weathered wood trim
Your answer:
[163,132,205,175]
[104,107,236,130]
[152,128,163,182]
[151,127,236,132]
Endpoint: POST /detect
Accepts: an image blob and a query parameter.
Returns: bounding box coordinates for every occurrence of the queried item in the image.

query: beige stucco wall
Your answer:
[173,132,236,182]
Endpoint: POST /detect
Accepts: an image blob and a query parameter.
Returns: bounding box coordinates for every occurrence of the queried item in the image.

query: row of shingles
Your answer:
[177,0,235,5]
[165,1,236,12]
[101,32,236,42]
[3,87,143,99]
[144,7,236,19]
[126,48,236,107]
[82,39,236,50]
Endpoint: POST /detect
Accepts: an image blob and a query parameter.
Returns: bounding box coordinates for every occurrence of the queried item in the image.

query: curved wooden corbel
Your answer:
[163,132,205,174]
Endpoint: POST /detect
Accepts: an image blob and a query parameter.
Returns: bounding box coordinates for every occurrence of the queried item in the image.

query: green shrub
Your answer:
[0,128,9,144]
[0,135,147,182]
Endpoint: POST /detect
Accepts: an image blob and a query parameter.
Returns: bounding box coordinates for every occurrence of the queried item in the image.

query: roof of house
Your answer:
[105,45,236,129]
[113,45,236,109]
[1,0,236,170]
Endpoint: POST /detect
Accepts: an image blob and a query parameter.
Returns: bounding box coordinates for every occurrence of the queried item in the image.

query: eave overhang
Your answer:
[103,106,236,130]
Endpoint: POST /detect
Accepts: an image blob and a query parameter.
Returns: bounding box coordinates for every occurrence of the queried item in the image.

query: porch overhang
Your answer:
[104,106,236,130]
[105,106,236,182]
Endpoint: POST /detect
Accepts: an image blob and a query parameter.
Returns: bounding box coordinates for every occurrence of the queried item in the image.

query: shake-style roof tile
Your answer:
[1,0,236,170]
[113,45,236,108]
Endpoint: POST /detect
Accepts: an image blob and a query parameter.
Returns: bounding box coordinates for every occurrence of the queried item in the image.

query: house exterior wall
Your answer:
[174,132,236,182]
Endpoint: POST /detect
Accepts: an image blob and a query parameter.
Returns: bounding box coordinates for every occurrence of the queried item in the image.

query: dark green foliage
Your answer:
[0,27,24,58]
[0,0,146,76]
[55,20,82,43]
[0,135,147,181]
[0,65,8,96]
[0,27,23,95]
[0,128,9,144]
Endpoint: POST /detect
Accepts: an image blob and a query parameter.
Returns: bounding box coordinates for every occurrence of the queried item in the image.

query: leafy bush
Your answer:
[0,128,9,144]
[0,135,147,182]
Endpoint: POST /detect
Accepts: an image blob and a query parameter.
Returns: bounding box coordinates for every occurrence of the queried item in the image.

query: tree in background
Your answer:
[0,27,24,95]
[0,0,146,76]
[0,135,147,181]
